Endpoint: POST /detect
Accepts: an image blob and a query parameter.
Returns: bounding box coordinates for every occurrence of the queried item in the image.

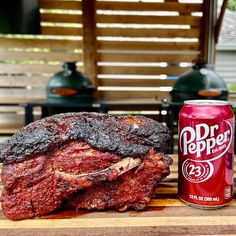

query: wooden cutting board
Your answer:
[1,155,236,236]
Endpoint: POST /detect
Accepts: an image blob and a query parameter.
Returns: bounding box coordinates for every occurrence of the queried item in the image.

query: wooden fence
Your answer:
[0,0,212,134]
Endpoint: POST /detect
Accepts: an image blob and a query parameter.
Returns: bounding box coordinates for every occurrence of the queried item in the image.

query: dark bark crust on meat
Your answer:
[0,112,169,164]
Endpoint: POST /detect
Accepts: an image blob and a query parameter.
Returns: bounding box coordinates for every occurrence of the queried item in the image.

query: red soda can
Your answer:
[178,100,234,208]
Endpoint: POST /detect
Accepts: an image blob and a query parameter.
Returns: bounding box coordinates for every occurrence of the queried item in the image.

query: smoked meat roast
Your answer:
[0,112,172,220]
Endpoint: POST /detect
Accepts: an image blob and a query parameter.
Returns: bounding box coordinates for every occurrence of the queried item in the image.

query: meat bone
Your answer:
[55,157,142,189]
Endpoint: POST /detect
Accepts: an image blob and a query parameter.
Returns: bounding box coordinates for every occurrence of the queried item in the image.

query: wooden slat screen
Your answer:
[0,0,83,132]
[0,0,83,101]
[0,0,208,132]
[96,0,204,100]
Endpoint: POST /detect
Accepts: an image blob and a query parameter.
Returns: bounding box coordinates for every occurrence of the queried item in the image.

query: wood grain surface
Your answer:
[0,155,236,235]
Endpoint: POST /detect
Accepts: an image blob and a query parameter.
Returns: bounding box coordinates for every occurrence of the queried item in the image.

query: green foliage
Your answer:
[228,0,236,11]
[229,83,236,91]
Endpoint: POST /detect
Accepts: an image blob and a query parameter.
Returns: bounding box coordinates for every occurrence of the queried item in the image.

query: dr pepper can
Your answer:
[178,100,234,208]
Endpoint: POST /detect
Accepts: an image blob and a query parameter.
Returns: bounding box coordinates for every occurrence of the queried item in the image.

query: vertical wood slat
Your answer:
[201,0,217,64]
[82,0,98,86]
[215,0,228,43]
